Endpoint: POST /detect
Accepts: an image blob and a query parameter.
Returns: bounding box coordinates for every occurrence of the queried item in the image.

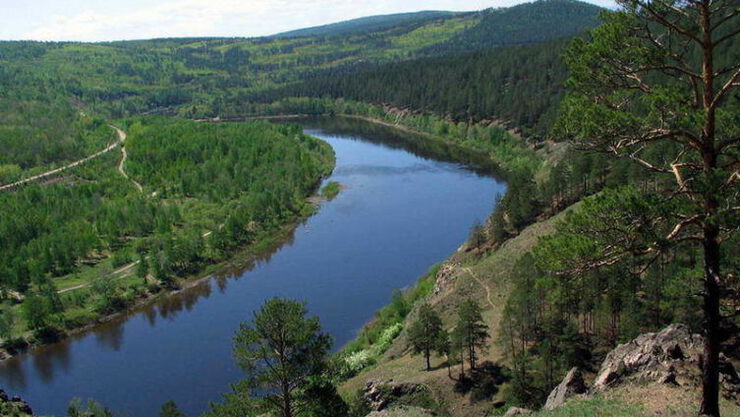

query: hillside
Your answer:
[272,11,468,38]
[1,1,738,416]
[423,0,603,54]
[0,0,603,123]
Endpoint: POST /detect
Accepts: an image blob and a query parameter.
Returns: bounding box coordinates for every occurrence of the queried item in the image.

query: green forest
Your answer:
[0,0,738,416]
[0,118,333,346]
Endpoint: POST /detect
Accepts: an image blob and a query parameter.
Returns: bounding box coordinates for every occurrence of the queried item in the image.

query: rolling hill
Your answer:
[272,10,469,38]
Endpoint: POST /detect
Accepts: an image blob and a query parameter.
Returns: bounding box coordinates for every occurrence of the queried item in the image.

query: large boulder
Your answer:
[592,324,740,400]
[544,367,587,410]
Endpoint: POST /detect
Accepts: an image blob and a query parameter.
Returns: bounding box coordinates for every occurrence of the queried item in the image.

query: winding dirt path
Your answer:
[114,127,144,193]
[464,267,495,309]
[0,127,126,193]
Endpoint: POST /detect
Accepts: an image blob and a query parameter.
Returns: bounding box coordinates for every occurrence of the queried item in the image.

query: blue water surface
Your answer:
[0,117,504,417]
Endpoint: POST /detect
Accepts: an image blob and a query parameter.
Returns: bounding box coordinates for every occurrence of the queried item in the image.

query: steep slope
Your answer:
[340,206,574,417]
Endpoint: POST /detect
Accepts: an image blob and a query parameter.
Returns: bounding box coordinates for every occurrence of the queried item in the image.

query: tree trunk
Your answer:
[699,3,720,412]
[425,347,431,371]
[699,223,721,417]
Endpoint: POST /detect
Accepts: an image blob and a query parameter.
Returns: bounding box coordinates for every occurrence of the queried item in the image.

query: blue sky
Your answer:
[1,0,617,42]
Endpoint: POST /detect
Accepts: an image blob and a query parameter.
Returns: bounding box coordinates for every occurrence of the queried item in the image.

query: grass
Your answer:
[338,206,574,417]
[518,396,643,417]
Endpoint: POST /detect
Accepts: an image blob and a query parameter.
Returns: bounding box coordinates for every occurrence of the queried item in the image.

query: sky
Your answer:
[0,0,617,42]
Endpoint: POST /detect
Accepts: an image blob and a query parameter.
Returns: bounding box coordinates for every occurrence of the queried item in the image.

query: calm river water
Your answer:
[0,117,504,416]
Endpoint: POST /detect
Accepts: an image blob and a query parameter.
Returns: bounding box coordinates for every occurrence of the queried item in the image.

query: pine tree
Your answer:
[233,298,334,417]
[452,299,490,372]
[408,304,446,371]
[559,2,739,414]
[159,400,184,417]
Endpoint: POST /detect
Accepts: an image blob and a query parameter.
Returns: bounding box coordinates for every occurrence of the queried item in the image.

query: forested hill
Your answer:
[0,0,604,133]
[248,39,570,138]
[424,0,603,54]
[272,11,468,38]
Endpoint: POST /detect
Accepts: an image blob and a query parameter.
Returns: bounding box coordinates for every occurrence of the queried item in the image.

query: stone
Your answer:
[593,324,703,390]
[592,324,740,401]
[504,407,533,415]
[544,367,587,410]
[363,379,427,412]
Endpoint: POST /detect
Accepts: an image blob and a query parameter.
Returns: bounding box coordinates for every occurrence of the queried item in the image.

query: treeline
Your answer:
[0,152,164,292]
[0,95,113,178]
[0,0,604,129]
[0,118,333,346]
[247,39,572,138]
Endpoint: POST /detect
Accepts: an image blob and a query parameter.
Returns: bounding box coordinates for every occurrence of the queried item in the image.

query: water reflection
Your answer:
[95,325,124,352]
[32,341,70,383]
[0,116,504,417]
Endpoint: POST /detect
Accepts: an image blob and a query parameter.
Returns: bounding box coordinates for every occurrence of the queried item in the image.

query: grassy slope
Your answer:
[342,198,740,417]
[516,385,740,417]
[341,205,572,416]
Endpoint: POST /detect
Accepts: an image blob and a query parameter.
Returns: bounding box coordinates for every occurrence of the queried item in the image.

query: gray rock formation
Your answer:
[592,324,739,401]
[544,367,587,410]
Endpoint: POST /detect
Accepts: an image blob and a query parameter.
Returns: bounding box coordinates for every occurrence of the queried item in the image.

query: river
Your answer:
[0,117,504,416]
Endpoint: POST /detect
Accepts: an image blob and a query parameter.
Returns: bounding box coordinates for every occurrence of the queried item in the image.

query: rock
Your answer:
[363,380,427,412]
[544,367,587,410]
[0,390,33,416]
[594,324,701,390]
[592,324,740,401]
[433,263,458,295]
[504,407,533,415]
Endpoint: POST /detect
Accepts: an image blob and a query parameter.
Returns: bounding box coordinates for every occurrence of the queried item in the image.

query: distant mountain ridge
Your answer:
[272,0,604,52]
[272,10,469,38]
[424,0,604,54]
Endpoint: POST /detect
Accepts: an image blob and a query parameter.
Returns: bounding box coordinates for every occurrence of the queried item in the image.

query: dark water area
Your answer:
[0,117,505,417]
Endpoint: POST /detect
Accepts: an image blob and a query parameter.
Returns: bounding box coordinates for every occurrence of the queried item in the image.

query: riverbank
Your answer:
[0,187,338,362]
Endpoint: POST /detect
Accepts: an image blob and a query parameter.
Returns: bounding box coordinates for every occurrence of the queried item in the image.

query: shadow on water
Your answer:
[0,213,303,384]
[0,116,497,385]
[289,116,504,178]
[0,116,504,416]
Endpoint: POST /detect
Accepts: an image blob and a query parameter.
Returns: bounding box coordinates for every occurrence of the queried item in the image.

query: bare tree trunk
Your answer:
[700,223,722,417]
[699,3,721,414]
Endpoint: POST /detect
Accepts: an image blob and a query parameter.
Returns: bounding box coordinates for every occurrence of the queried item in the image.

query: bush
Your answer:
[2,337,28,353]
[63,309,101,329]
[321,181,341,200]
[32,326,63,343]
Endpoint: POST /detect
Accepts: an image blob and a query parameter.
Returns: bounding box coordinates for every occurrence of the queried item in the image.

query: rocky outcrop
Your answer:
[433,263,458,296]
[544,367,587,410]
[503,407,532,415]
[0,389,33,416]
[363,380,430,412]
[591,324,740,400]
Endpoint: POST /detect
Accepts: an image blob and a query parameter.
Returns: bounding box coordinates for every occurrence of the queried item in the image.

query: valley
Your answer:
[0,0,737,416]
